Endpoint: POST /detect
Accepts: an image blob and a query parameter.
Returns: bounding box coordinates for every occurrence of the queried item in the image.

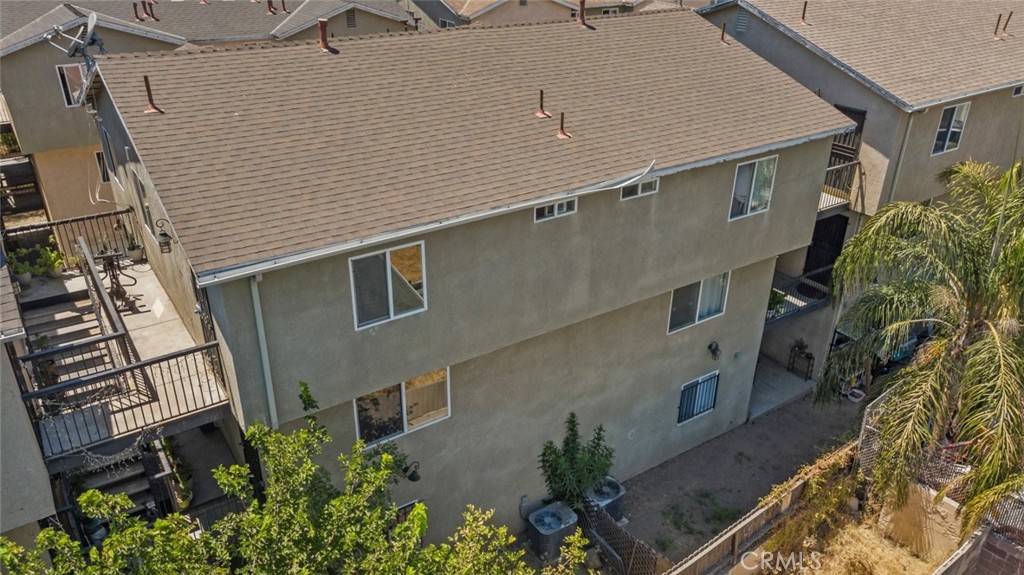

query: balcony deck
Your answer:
[764,265,833,326]
[9,227,228,464]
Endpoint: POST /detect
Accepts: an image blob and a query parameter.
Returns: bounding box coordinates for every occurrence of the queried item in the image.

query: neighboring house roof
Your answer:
[0,0,413,56]
[699,0,1024,111]
[444,0,646,19]
[0,266,26,342]
[93,10,852,282]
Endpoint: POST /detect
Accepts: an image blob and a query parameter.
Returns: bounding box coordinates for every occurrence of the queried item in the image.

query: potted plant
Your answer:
[126,234,144,263]
[39,244,65,278]
[9,255,33,287]
[161,437,194,510]
[767,288,786,318]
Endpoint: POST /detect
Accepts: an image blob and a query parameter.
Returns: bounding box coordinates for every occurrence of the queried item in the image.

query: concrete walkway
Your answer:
[747,355,816,421]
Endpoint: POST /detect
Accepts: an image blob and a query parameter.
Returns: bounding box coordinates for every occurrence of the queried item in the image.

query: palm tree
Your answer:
[817,160,1024,538]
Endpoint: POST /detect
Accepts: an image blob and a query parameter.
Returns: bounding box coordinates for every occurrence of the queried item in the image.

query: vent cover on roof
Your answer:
[736,8,749,33]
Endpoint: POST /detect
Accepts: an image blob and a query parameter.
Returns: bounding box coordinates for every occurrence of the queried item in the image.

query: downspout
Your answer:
[884,111,916,206]
[250,274,279,428]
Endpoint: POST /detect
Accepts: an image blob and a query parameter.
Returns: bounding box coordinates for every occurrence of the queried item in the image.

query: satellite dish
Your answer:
[68,13,98,58]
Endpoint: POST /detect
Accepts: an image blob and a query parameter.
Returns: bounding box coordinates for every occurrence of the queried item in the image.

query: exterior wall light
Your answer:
[708,341,721,361]
[155,219,175,253]
[403,461,421,482]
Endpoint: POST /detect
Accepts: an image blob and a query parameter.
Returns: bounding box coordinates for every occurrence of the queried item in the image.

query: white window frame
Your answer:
[55,64,85,107]
[620,177,659,201]
[728,155,777,221]
[602,8,619,15]
[95,151,110,184]
[931,102,970,156]
[677,371,719,425]
[349,241,427,330]
[130,167,154,233]
[666,271,730,334]
[439,18,455,28]
[353,366,452,446]
[1012,85,1023,97]
[534,198,577,222]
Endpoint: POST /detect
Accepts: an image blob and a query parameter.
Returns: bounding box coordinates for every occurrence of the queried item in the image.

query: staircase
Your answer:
[74,450,169,518]
[21,296,116,381]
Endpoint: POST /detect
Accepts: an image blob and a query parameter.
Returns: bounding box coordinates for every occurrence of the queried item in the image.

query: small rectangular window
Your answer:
[570,11,578,19]
[932,102,970,155]
[534,198,577,222]
[95,152,110,183]
[621,177,659,200]
[56,64,85,107]
[668,272,730,333]
[602,8,618,15]
[131,168,153,232]
[355,367,450,444]
[678,372,718,423]
[350,243,426,329]
[99,127,121,189]
[439,18,455,28]
[346,10,357,27]
[730,156,777,219]
[1012,85,1023,97]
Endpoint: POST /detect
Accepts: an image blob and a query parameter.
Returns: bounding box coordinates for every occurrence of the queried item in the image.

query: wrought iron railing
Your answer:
[2,208,138,262]
[819,161,861,212]
[764,265,833,324]
[22,342,228,458]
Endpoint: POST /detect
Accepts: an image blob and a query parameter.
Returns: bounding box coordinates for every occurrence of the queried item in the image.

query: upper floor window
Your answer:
[668,272,729,333]
[678,372,719,423]
[730,156,777,220]
[95,152,110,184]
[602,8,618,15]
[439,18,455,28]
[932,102,970,155]
[350,242,426,329]
[355,367,450,444]
[535,198,577,222]
[621,177,659,201]
[56,64,85,107]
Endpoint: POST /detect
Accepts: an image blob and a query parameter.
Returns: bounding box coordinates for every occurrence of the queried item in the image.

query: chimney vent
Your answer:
[577,0,589,29]
[720,22,728,43]
[132,2,145,21]
[281,0,290,13]
[267,0,277,14]
[534,90,552,118]
[317,18,337,53]
[146,2,159,21]
[800,1,808,25]
[143,75,164,115]
[994,14,1003,38]
[1003,11,1013,35]
[556,112,572,139]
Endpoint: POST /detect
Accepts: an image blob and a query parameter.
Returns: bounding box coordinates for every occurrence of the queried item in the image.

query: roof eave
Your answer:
[465,0,510,20]
[909,81,1024,111]
[274,2,411,39]
[194,122,853,287]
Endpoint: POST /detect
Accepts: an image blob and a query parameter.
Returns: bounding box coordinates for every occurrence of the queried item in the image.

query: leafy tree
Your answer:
[2,386,594,574]
[818,161,1024,537]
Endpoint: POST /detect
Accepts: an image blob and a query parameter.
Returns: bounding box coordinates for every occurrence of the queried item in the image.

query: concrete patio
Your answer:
[747,355,817,421]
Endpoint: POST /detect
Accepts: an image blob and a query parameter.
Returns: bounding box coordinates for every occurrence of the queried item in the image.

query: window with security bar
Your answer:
[678,372,718,423]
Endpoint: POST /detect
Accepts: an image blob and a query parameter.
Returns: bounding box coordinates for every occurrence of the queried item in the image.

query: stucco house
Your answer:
[412,0,667,28]
[699,0,1024,382]
[0,0,415,223]
[50,9,854,540]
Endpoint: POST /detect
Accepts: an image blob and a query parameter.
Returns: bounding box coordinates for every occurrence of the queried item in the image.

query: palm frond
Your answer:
[957,471,1024,541]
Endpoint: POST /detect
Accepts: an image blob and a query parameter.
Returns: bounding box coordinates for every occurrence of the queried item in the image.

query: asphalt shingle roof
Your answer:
[95,10,853,278]
[718,0,1024,110]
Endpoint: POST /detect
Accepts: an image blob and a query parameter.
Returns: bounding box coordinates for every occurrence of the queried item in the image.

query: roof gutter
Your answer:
[195,124,851,287]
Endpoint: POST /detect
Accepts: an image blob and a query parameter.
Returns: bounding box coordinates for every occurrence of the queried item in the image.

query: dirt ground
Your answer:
[622,395,862,563]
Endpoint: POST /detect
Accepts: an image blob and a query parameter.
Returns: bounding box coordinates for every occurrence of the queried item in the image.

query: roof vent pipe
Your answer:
[145,2,159,21]
[800,1,808,25]
[132,2,145,21]
[143,75,164,115]
[267,0,277,14]
[1003,11,1013,35]
[281,0,290,13]
[199,0,209,4]
[577,0,587,28]
[535,90,552,118]
[720,22,728,43]
[317,18,336,53]
[557,112,572,139]
[994,13,1003,38]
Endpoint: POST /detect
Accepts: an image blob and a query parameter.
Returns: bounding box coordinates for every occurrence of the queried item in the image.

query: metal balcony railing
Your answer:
[765,265,834,325]
[2,208,139,260]
[819,161,861,213]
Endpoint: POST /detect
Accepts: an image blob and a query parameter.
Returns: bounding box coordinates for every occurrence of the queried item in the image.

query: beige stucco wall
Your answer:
[473,0,572,26]
[879,484,961,564]
[281,256,776,538]
[288,8,412,39]
[32,145,116,221]
[889,88,1024,206]
[1,340,56,534]
[701,7,1024,216]
[0,30,176,155]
